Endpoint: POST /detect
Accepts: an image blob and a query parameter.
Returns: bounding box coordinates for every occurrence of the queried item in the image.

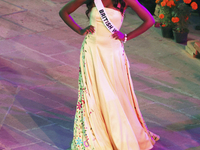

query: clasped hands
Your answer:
[80,25,126,42]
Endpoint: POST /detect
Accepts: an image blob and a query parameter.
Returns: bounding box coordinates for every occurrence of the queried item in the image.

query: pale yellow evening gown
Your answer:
[71,7,159,150]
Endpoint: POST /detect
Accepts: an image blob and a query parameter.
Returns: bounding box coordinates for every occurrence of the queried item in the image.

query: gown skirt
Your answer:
[71,7,159,150]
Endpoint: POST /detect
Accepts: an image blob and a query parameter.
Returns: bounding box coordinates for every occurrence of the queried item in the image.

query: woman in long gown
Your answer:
[59,0,159,149]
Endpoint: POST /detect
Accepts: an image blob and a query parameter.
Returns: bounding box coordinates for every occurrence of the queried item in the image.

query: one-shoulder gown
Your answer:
[71,7,159,150]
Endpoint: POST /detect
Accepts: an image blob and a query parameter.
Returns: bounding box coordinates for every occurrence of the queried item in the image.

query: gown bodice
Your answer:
[89,7,124,37]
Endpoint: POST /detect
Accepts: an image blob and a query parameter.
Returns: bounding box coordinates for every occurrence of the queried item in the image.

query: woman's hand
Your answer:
[80,25,95,35]
[112,31,126,42]
[122,0,155,40]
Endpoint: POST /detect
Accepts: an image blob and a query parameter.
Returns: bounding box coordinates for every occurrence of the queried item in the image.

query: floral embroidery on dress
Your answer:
[71,35,95,150]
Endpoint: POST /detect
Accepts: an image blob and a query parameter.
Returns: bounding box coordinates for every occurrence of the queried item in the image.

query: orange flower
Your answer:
[167,0,175,7]
[162,24,166,27]
[155,0,160,3]
[171,0,176,6]
[161,1,167,6]
[159,14,165,19]
[191,2,198,10]
[185,16,189,21]
[183,0,192,4]
[171,17,180,23]
[167,1,172,7]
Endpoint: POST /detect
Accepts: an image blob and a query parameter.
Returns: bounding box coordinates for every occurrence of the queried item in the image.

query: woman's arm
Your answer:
[112,0,155,42]
[59,0,94,35]
[125,0,155,41]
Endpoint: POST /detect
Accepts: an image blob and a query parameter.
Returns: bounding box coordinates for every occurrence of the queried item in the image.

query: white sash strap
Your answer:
[94,0,118,33]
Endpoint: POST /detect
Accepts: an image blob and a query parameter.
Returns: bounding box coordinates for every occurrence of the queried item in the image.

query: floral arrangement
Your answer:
[172,0,198,33]
[156,0,178,27]
[156,0,198,32]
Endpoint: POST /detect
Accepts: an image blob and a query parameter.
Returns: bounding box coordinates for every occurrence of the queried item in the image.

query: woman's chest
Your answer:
[92,0,121,10]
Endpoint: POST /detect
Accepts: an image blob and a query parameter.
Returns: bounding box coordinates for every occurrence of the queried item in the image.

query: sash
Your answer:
[94,0,118,33]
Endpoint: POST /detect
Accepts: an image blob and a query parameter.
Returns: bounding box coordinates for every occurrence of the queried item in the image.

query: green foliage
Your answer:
[159,5,176,27]
[172,3,191,33]
[158,0,196,33]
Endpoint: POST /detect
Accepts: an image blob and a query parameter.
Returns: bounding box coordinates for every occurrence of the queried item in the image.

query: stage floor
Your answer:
[0,0,200,149]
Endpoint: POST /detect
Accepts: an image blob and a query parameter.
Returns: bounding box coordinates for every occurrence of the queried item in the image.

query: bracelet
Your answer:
[123,34,127,43]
